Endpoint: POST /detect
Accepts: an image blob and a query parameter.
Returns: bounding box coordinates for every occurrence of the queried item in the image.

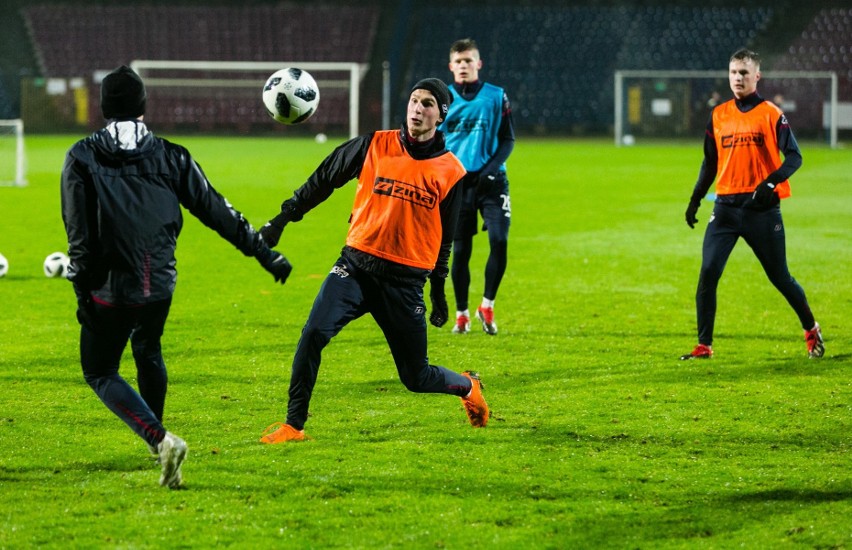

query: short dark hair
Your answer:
[730,48,761,67]
[450,38,479,55]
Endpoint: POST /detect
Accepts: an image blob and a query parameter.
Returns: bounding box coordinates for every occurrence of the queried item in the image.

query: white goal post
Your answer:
[0,119,26,187]
[129,60,368,138]
[614,70,839,148]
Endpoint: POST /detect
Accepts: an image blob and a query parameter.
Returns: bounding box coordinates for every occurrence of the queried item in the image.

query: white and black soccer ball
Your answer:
[0,252,8,278]
[262,68,320,125]
[43,251,70,278]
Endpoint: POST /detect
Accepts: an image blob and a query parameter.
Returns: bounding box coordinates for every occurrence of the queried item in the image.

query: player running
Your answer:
[61,66,292,488]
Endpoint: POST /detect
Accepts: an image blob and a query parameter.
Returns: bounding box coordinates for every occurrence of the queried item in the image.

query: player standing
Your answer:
[441,38,515,335]
[681,49,824,360]
[257,78,489,444]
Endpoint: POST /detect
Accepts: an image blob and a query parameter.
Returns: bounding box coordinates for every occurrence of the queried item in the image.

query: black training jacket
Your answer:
[61,124,267,305]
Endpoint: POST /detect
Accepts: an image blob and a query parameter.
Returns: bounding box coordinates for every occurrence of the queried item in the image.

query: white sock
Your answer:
[481,298,495,309]
[457,309,469,318]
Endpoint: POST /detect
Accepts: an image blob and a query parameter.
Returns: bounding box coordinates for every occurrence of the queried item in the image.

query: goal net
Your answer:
[0,119,26,187]
[129,60,368,138]
[614,70,839,148]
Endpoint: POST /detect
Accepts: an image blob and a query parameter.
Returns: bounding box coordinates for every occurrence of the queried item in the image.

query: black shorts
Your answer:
[455,172,511,240]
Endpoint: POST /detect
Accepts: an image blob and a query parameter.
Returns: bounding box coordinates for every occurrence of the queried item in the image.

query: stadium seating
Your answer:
[405,5,775,134]
[772,11,852,100]
[744,8,852,136]
[774,8,852,79]
[22,4,378,132]
[24,5,377,73]
[19,3,849,136]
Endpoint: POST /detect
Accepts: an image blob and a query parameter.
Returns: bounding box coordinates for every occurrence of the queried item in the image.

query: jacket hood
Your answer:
[90,120,157,162]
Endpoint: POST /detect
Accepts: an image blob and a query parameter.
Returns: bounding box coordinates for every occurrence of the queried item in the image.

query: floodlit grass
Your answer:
[0,134,850,548]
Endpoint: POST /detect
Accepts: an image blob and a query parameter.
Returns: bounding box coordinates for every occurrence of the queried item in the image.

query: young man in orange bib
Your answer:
[257,78,489,443]
[681,48,823,360]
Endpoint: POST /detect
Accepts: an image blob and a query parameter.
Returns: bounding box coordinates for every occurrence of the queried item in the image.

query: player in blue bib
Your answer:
[439,38,515,336]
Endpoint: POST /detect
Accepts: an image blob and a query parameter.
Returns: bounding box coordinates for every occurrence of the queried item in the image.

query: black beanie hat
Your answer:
[410,78,452,121]
[100,65,147,119]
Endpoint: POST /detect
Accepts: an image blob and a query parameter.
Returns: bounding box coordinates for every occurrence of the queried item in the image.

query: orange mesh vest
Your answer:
[712,99,791,199]
[345,131,466,270]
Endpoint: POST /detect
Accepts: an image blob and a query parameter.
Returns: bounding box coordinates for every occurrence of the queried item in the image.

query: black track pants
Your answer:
[695,203,814,345]
[80,299,171,448]
[285,256,471,430]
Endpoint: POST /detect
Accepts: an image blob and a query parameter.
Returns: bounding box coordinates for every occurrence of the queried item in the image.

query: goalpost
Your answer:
[0,119,26,187]
[130,60,368,138]
[614,70,839,148]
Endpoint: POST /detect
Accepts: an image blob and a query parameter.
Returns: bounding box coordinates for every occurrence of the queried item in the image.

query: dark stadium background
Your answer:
[0,0,848,137]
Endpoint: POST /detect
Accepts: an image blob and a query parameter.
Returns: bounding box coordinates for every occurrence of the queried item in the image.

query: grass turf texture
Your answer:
[0,135,849,548]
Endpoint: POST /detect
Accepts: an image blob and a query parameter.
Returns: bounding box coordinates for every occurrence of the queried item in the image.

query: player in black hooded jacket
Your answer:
[60,65,292,489]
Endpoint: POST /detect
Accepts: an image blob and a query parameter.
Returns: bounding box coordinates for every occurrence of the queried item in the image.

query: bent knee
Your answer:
[398,369,431,393]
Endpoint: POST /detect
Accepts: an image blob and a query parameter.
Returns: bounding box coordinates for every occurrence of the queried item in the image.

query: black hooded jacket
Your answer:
[61,122,268,305]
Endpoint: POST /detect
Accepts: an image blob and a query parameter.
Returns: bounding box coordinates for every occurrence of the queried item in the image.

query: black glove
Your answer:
[259,212,289,248]
[256,247,292,284]
[74,287,96,330]
[259,199,302,248]
[685,199,701,229]
[750,180,776,209]
[428,276,449,328]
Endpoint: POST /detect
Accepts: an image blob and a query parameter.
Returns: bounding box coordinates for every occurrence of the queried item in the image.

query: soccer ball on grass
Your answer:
[43,252,70,278]
[262,68,320,125]
[0,252,8,278]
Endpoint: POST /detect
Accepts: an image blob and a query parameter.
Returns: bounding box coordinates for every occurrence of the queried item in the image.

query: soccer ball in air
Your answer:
[43,252,70,278]
[262,68,320,125]
[0,253,8,278]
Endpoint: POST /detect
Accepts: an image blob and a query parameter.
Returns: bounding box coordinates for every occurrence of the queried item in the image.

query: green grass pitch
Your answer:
[0,134,850,548]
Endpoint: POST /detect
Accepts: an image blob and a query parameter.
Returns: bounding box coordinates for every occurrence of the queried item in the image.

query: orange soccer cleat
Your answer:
[260,422,308,444]
[460,371,489,427]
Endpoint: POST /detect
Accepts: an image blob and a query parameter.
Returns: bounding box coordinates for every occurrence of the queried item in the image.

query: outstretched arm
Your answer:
[173,145,291,283]
[260,134,373,246]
